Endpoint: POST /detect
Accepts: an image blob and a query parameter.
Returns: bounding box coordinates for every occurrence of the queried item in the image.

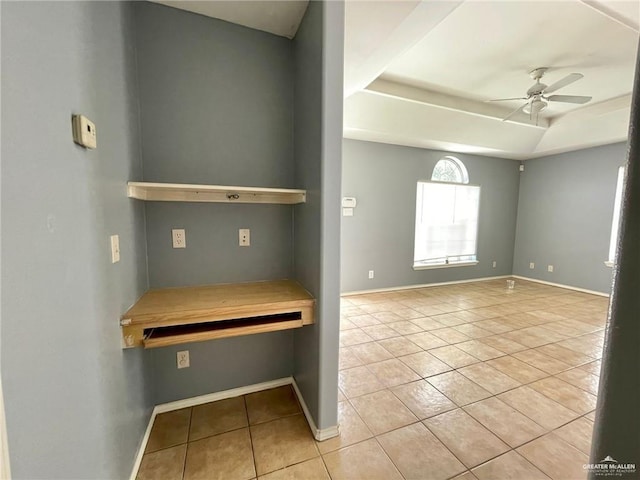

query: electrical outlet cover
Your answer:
[239,229,250,246]
[172,229,186,248]
[177,350,190,369]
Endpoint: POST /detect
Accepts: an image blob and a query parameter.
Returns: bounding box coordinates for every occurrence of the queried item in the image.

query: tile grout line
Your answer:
[338,279,603,479]
[343,340,596,417]
[318,452,335,480]
[242,395,259,479]
[180,408,193,480]
[342,320,601,386]
[339,367,594,477]
[342,317,602,354]
[349,346,596,427]
[340,372,590,479]
[341,382,474,478]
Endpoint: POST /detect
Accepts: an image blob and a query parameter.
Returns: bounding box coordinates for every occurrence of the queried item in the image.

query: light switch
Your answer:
[110,235,120,263]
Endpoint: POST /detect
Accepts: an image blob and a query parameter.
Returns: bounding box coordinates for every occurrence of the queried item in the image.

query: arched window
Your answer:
[431,156,469,184]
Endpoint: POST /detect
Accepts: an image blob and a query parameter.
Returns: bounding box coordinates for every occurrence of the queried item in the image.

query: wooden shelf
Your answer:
[120,280,315,348]
[127,182,306,204]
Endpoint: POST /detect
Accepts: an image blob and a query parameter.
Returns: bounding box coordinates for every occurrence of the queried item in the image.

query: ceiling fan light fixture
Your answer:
[523,98,547,115]
[495,68,590,122]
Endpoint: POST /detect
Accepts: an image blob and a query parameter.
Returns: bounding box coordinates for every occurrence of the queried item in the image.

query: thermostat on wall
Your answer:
[342,197,357,208]
[72,114,97,149]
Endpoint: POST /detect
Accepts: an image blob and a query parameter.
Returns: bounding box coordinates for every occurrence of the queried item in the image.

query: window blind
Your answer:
[414,182,480,265]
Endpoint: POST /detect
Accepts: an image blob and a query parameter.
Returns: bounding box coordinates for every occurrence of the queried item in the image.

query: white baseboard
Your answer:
[129,406,156,480]
[291,379,340,441]
[342,275,511,296]
[154,377,293,414]
[511,275,610,298]
[0,379,12,480]
[130,376,339,479]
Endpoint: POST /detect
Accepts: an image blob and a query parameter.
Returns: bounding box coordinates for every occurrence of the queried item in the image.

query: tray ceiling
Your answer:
[344,0,640,159]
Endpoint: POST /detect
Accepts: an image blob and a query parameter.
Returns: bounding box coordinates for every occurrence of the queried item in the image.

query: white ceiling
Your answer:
[150,0,638,159]
[344,0,640,159]
[152,0,308,39]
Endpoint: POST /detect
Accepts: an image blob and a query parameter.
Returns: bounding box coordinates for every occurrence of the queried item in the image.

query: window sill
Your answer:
[604,261,614,268]
[413,261,479,271]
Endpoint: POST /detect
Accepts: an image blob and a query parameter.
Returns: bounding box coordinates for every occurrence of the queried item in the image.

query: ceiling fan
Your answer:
[489,67,592,124]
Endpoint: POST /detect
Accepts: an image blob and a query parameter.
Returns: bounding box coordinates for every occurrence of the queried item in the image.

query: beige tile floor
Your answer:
[137,278,606,480]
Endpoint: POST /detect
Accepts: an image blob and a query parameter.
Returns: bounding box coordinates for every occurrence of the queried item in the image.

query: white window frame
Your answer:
[413,154,480,270]
[605,166,625,268]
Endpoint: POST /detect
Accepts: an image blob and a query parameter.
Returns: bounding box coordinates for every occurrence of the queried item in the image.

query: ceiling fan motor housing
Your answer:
[527,67,548,96]
[527,82,547,96]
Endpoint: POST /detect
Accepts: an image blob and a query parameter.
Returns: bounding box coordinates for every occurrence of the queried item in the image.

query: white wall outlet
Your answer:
[492,260,497,268]
[342,207,354,217]
[110,235,120,263]
[529,262,535,269]
[368,270,374,279]
[239,229,250,246]
[548,265,554,272]
[172,229,186,248]
[177,350,190,369]
[72,114,97,149]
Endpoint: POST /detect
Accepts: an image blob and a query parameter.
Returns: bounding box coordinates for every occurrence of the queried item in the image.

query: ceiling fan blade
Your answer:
[486,97,528,102]
[547,94,592,104]
[502,102,528,122]
[543,73,583,94]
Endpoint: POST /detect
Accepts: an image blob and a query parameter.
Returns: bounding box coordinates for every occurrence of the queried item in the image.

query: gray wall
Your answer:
[135,3,294,189]
[513,142,626,293]
[1,2,151,478]
[133,2,297,402]
[341,139,520,293]
[316,0,343,430]
[151,331,294,404]
[144,203,293,288]
[292,0,343,431]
